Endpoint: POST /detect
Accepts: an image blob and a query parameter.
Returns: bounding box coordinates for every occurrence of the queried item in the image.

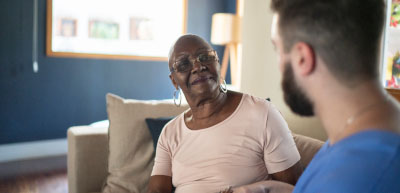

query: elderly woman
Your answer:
[147,34,302,193]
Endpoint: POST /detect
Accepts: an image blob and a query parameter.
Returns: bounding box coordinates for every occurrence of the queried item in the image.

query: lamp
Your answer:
[211,13,240,86]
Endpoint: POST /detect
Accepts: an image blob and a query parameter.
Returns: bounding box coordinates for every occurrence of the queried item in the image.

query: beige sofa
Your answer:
[68,127,323,193]
[67,95,324,193]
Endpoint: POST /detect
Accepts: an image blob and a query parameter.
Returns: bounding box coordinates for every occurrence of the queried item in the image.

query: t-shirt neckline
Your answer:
[181,93,246,133]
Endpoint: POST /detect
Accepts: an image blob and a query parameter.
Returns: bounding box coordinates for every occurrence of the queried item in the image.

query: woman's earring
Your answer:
[173,87,182,107]
[220,79,227,93]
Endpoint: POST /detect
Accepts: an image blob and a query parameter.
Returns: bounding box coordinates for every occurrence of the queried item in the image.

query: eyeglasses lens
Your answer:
[173,51,216,73]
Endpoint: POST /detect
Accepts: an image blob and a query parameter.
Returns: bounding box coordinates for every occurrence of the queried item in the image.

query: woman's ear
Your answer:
[169,74,179,90]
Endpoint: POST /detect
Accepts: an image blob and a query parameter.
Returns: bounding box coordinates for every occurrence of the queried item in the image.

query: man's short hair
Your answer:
[271,0,385,85]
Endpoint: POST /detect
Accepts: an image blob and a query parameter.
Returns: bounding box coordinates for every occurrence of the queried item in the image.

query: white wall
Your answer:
[238,0,327,140]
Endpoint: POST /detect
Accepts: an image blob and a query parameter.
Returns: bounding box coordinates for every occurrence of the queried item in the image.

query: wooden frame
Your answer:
[387,88,400,102]
[46,0,187,61]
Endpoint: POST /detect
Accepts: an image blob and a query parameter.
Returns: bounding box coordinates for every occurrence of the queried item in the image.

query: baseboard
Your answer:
[0,138,67,163]
[0,139,67,179]
[0,155,67,179]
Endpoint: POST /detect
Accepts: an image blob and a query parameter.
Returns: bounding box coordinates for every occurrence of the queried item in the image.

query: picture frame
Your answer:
[56,18,77,37]
[46,0,187,61]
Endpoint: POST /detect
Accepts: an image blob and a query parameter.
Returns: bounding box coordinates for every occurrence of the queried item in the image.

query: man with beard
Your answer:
[232,0,400,193]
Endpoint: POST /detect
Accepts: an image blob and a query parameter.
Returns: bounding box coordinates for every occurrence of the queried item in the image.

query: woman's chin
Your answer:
[188,84,219,97]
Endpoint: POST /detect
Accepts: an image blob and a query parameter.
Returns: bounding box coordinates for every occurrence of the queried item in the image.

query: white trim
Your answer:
[0,138,67,163]
[381,0,392,86]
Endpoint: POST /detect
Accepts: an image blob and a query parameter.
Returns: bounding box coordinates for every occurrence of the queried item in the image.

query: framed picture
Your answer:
[46,0,187,61]
[88,20,119,40]
[129,17,154,40]
[381,0,400,101]
[56,18,77,37]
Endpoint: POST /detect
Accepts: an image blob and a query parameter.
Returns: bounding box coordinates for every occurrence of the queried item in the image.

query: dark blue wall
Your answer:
[0,0,236,144]
[224,0,237,14]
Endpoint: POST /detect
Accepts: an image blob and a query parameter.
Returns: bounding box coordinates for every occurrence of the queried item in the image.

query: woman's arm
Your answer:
[146,175,173,193]
[263,104,303,185]
[229,162,301,193]
[233,180,294,193]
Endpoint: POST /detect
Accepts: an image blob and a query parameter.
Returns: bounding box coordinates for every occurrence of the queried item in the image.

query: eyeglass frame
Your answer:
[169,49,219,73]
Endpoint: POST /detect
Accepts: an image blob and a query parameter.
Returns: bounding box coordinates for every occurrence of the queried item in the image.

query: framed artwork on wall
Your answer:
[56,18,77,37]
[381,0,400,101]
[46,0,187,61]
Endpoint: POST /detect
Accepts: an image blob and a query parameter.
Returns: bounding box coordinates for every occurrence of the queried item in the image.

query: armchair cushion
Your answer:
[102,94,188,193]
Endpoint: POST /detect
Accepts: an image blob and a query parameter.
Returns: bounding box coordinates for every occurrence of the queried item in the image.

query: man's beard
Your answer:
[282,62,314,116]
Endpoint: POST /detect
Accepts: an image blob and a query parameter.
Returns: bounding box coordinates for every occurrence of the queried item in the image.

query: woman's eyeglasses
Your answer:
[170,50,218,73]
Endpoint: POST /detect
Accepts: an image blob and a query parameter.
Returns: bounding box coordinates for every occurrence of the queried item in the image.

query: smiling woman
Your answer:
[146,34,303,193]
[46,0,187,60]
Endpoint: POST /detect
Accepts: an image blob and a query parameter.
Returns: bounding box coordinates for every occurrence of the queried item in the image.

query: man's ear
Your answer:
[290,42,316,76]
[169,74,179,90]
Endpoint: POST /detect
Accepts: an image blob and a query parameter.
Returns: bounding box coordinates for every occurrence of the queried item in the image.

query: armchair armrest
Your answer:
[68,126,109,193]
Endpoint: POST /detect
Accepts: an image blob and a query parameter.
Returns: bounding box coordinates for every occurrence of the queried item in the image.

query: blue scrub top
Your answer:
[294,130,400,193]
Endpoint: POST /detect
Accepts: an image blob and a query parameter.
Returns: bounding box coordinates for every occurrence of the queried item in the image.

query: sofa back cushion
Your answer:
[145,117,174,150]
[102,93,187,193]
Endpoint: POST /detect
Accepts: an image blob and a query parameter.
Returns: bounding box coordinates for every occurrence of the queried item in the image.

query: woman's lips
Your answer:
[191,76,212,85]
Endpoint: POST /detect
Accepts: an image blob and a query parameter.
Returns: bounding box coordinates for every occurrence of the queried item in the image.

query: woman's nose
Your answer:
[191,59,201,70]
[191,60,206,73]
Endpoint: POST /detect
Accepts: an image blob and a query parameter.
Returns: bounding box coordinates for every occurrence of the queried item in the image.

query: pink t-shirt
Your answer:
[151,94,300,193]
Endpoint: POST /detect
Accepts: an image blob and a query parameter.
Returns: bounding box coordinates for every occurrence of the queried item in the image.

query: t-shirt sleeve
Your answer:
[151,127,172,177]
[264,103,301,174]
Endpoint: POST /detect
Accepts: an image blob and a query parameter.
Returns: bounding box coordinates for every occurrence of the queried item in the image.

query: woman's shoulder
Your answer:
[237,92,271,108]
[228,91,273,118]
